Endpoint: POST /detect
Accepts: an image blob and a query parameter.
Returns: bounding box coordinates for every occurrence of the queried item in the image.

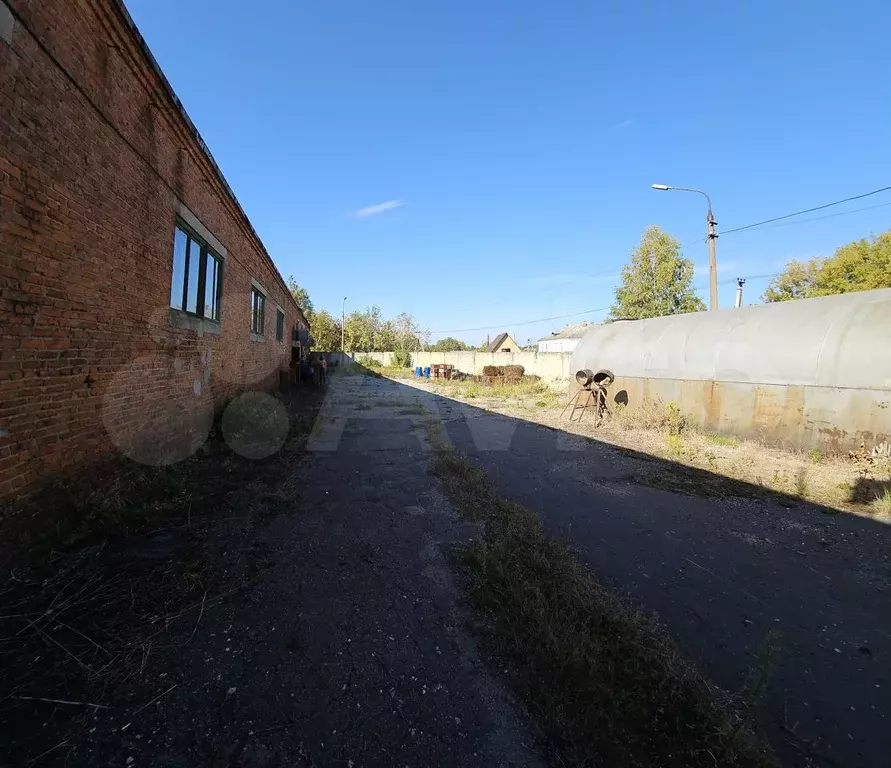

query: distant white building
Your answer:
[536,322,592,354]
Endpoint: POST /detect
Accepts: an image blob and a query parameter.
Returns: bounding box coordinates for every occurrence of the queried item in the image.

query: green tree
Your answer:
[309,309,341,351]
[762,259,820,303]
[392,312,426,352]
[286,276,314,315]
[374,320,398,351]
[344,309,375,351]
[764,230,891,302]
[610,226,705,320]
[282,284,429,352]
[285,279,343,350]
[430,336,470,352]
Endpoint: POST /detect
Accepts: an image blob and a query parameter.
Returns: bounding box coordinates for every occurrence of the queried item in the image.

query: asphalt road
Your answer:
[398,377,891,768]
[43,373,889,767]
[59,374,541,767]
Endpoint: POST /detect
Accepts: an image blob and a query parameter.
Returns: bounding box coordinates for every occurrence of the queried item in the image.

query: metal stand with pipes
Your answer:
[561,369,615,425]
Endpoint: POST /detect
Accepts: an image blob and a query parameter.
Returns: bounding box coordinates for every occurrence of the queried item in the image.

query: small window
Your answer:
[502,347,511,353]
[251,287,266,335]
[169,222,223,322]
[276,308,285,343]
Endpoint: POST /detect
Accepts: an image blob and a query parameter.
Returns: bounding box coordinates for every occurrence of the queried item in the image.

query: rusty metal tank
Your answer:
[569,288,891,451]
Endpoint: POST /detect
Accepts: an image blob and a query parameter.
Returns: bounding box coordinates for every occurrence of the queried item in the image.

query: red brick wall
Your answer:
[0,0,305,501]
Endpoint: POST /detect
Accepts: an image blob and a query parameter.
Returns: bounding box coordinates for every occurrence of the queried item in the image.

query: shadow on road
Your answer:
[341,367,890,768]
[2,364,887,767]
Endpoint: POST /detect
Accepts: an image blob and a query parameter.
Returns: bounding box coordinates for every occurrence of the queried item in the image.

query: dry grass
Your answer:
[429,375,559,404]
[429,446,776,767]
[605,422,891,514]
[377,365,415,379]
[873,488,891,515]
[614,397,684,435]
[412,377,891,518]
[0,391,324,764]
[334,362,371,376]
[706,433,741,448]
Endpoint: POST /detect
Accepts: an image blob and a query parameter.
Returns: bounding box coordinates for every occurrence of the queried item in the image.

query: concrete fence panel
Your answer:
[319,350,574,381]
[570,289,891,452]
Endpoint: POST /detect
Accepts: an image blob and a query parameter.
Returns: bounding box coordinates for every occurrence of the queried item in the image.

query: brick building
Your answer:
[0,0,310,501]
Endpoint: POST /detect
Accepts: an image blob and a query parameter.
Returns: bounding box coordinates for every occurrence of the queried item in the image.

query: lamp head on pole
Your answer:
[651,184,671,191]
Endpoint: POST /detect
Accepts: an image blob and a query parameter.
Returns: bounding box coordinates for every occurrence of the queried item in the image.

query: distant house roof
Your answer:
[487,332,509,352]
[536,322,592,343]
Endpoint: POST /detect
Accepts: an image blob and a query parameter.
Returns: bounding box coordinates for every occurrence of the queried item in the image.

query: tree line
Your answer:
[762,230,891,302]
[287,278,429,352]
[292,226,890,349]
[289,278,508,352]
[609,226,891,321]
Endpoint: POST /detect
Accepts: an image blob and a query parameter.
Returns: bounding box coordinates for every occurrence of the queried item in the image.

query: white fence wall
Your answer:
[323,350,574,381]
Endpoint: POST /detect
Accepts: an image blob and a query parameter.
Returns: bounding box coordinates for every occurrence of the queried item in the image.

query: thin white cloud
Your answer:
[614,119,633,130]
[354,199,406,218]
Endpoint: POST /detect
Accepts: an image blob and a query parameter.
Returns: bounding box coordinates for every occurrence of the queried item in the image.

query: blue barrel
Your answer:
[415,366,423,377]
[424,367,431,378]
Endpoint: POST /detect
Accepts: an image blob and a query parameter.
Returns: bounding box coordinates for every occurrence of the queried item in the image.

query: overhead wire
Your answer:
[678,189,891,249]
[430,306,611,335]
[692,273,780,292]
[432,270,786,333]
[432,187,891,335]
[720,185,891,235]
[723,199,891,234]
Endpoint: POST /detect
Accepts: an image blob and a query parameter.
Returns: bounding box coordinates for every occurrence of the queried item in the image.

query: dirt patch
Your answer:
[406,377,891,519]
[0,389,322,765]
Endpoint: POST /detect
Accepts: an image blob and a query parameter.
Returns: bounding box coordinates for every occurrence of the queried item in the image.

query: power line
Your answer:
[678,195,891,250]
[436,270,787,334]
[693,273,780,292]
[727,272,779,282]
[724,199,891,234]
[430,306,611,335]
[433,271,783,333]
[720,185,891,235]
[431,268,618,317]
[432,189,891,336]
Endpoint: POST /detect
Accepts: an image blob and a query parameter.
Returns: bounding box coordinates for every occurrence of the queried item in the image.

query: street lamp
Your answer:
[341,296,347,357]
[651,183,719,311]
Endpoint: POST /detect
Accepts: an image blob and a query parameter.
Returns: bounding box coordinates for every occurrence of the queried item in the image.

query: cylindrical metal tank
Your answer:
[570,288,891,451]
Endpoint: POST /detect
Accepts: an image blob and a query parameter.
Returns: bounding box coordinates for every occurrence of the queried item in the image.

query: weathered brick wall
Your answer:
[0,0,305,500]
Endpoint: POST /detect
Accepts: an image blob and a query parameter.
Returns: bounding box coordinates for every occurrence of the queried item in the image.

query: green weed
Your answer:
[872,488,891,515]
[706,434,740,448]
[429,447,775,768]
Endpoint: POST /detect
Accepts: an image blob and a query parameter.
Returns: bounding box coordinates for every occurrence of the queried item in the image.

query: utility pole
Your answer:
[341,296,347,358]
[735,278,746,308]
[652,184,719,311]
[707,207,719,312]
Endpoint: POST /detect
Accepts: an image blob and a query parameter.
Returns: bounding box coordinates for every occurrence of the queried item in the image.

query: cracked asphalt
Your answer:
[66,374,540,767]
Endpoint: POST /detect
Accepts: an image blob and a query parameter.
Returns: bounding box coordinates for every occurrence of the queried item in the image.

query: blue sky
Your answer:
[127,0,891,345]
